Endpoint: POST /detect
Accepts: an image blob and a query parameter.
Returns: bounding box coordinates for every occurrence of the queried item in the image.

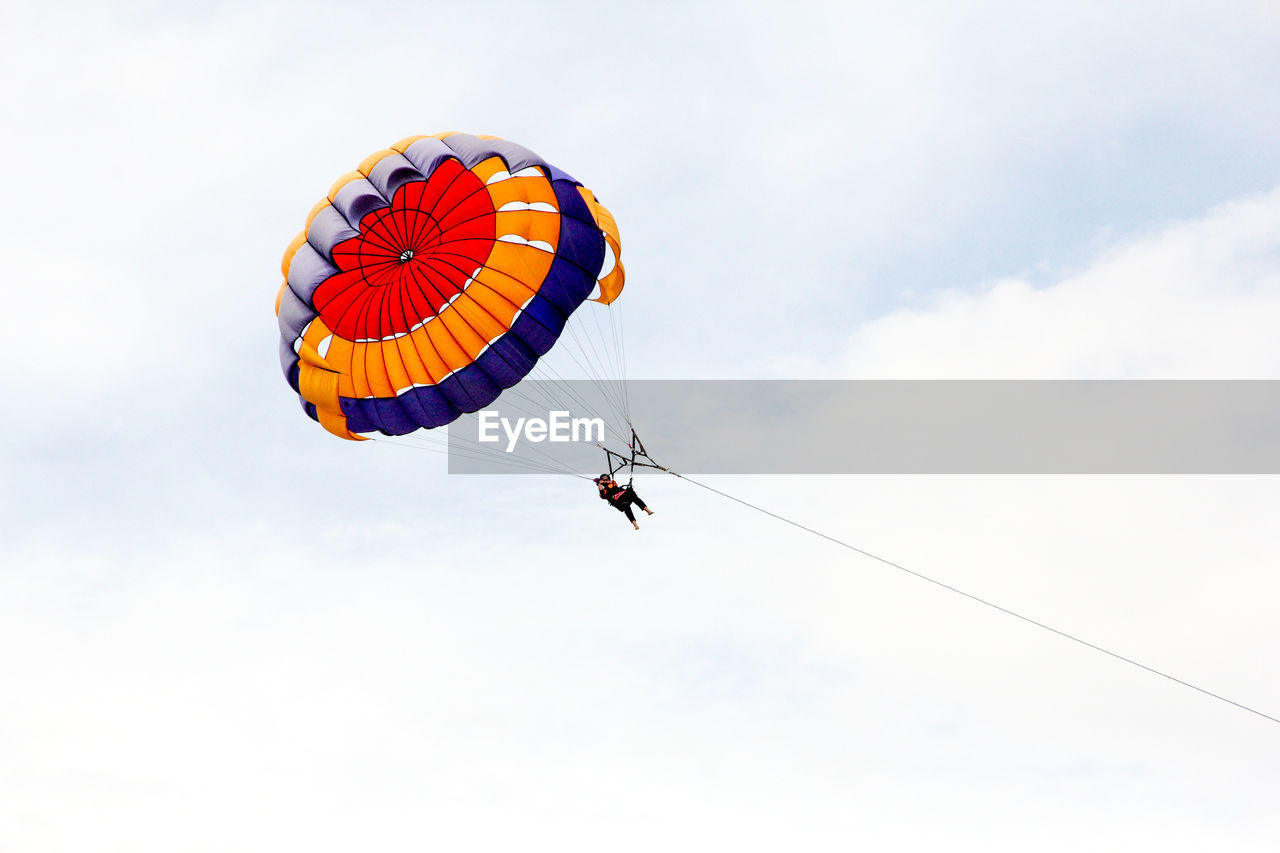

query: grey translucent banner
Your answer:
[446,380,1280,474]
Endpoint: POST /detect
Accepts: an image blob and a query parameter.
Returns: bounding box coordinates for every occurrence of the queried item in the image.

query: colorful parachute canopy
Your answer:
[275,133,625,440]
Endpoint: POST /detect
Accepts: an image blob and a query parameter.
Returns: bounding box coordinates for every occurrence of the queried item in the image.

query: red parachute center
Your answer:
[313,159,497,341]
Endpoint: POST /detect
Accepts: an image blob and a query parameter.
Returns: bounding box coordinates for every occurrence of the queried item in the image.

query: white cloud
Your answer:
[826,187,1280,378]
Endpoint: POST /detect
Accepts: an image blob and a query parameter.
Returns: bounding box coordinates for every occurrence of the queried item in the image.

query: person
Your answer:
[594,474,654,530]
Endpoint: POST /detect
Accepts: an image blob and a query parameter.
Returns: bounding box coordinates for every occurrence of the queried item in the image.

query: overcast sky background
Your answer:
[3,0,1280,850]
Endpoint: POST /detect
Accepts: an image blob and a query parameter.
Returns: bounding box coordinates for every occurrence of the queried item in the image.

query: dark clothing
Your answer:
[608,486,648,522]
[596,479,648,523]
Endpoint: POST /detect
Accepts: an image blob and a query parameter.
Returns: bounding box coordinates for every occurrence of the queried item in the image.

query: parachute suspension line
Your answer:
[584,293,617,378]
[518,356,631,446]
[568,331,629,429]
[665,471,1280,729]
[588,295,629,429]
[494,378,606,439]
[587,297,628,423]
[518,323,631,446]
[527,322,629,435]
[609,299,632,428]
[561,298,629,424]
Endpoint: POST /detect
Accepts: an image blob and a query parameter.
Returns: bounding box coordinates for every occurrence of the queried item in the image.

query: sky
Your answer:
[2,0,1280,850]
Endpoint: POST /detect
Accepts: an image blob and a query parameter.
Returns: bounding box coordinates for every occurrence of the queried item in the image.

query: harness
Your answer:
[600,428,666,487]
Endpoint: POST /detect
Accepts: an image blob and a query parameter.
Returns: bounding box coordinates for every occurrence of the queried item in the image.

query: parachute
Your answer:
[275,133,625,441]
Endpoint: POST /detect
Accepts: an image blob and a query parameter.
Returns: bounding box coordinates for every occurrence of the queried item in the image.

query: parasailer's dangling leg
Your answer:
[612,486,653,530]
